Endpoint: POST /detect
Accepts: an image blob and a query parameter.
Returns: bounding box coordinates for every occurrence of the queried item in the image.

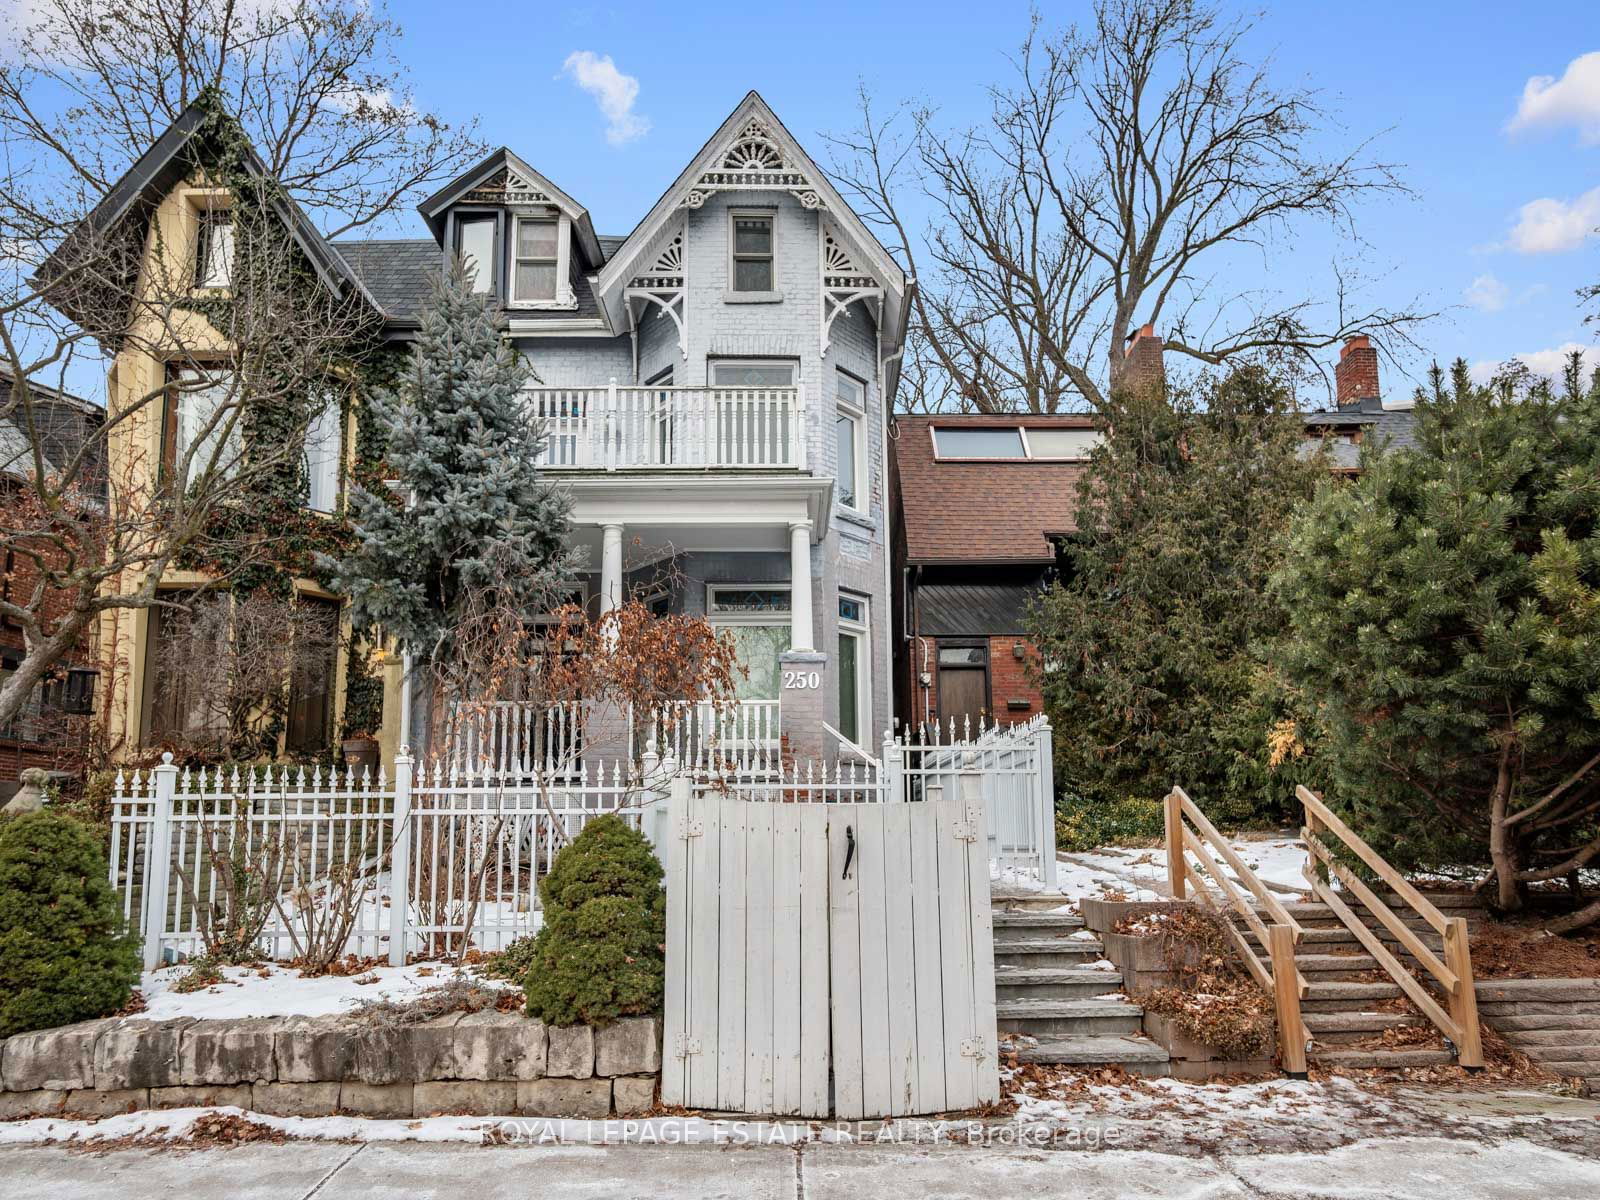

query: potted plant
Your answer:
[341,730,379,772]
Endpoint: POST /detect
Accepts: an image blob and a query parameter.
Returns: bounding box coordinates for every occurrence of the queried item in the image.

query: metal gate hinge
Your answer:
[960,1038,987,1061]
[953,807,981,842]
[674,1034,702,1058]
[677,817,704,840]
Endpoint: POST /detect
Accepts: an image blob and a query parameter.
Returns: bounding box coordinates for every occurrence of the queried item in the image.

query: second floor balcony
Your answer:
[527,383,807,472]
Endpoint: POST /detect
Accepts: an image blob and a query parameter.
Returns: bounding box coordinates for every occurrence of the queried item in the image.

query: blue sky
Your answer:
[374,0,1600,397]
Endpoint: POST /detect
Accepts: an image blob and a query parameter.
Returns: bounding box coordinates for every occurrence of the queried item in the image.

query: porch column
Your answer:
[600,522,624,617]
[788,519,814,652]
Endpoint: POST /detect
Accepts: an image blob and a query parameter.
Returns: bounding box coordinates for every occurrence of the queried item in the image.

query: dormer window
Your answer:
[513,216,559,303]
[455,215,497,293]
[194,209,234,289]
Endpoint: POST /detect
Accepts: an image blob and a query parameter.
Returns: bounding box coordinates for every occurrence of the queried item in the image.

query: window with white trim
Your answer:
[707,584,790,702]
[837,594,870,745]
[931,425,1102,460]
[168,367,242,489]
[455,215,497,293]
[194,209,234,288]
[512,215,560,302]
[835,370,865,512]
[304,396,342,513]
[729,211,774,292]
[709,360,795,388]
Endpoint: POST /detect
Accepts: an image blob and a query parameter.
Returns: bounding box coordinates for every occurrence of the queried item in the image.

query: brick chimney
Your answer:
[1335,336,1381,412]
[1121,323,1165,397]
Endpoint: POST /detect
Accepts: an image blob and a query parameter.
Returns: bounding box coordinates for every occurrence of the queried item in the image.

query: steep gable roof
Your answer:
[891,414,1093,563]
[415,147,604,269]
[38,98,376,329]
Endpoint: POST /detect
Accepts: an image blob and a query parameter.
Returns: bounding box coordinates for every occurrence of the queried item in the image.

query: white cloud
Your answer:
[1469,342,1600,384]
[560,51,650,146]
[1508,51,1600,144]
[1463,273,1509,312]
[1504,186,1600,254]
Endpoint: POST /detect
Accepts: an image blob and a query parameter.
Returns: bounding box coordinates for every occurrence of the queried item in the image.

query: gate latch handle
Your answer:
[842,825,856,880]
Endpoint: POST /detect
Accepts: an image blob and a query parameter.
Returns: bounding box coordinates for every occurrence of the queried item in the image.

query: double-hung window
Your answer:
[730,211,774,292]
[167,367,242,489]
[455,215,497,293]
[835,370,866,512]
[304,396,342,513]
[194,209,234,288]
[837,594,870,746]
[513,216,560,303]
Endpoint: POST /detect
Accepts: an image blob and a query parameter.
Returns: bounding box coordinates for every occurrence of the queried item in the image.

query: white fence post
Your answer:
[142,752,177,972]
[882,732,904,803]
[388,751,414,968]
[1034,720,1057,889]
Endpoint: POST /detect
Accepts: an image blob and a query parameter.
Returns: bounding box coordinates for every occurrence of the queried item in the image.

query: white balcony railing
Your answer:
[526,383,806,471]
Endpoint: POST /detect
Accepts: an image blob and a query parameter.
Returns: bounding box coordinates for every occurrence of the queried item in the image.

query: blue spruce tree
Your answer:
[329,260,576,751]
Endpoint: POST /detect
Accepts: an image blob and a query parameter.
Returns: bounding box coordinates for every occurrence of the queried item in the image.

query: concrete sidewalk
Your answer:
[2,1134,1598,1199]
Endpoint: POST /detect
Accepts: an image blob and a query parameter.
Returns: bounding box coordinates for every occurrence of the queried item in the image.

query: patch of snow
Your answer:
[137,962,513,1020]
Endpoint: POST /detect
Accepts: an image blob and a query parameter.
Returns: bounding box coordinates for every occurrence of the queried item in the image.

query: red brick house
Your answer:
[888,412,1098,733]
[888,330,1411,736]
[0,371,104,798]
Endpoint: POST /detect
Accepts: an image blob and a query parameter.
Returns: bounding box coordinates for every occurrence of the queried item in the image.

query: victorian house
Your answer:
[59,91,908,763]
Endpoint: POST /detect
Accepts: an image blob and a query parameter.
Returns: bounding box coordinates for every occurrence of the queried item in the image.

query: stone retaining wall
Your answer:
[0,1012,661,1121]
[1474,978,1600,1095]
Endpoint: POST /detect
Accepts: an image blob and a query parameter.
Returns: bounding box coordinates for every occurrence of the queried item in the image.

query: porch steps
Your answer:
[1227,903,1455,1071]
[995,965,1128,1002]
[991,907,1170,1076]
[1012,1036,1171,1074]
[997,999,1144,1038]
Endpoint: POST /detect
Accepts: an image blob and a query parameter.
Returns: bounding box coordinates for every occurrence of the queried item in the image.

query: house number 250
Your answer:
[783,670,820,690]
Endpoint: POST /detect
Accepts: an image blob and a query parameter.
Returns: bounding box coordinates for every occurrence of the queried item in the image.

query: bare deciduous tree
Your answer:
[827,0,1432,413]
[0,0,482,236]
[0,0,480,732]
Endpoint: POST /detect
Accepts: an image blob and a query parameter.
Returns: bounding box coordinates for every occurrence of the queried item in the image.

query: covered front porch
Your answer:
[505,474,843,769]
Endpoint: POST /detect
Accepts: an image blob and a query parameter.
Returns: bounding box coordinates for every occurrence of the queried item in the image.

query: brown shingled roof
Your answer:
[890,413,1095,563]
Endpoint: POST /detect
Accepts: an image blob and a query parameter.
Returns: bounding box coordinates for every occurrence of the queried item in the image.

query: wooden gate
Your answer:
[661,782,998,1119]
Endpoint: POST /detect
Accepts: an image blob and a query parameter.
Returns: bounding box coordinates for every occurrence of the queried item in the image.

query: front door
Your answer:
[936,643,989,732]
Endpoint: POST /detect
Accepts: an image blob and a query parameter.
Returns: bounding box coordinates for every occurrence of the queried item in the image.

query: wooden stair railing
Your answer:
[1297,785,1484,1069]
[1163,786,1310,1076]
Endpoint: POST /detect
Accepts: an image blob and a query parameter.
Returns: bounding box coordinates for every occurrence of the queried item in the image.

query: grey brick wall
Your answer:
[508,191,893,741]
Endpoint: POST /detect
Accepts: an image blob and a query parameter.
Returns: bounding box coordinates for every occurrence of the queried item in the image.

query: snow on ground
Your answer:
[1050,836,1314,907]
[137,962,513,1020]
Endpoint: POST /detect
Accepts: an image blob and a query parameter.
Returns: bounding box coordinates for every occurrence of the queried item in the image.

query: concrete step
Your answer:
[996,998,1145,1038]
[1301,981,1404,1012]
[994,944,1106,969]
[992,912,1085,937]
[1302,1012,1426,1044]
[1013,1035,1171,1075]
[992,890,1073,913]
[1291,952,1380,980]
[1311,1046,1454,1070]
[995,966,1126,1002]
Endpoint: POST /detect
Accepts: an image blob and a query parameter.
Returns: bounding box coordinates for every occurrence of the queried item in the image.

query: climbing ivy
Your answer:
[160,88,401,754]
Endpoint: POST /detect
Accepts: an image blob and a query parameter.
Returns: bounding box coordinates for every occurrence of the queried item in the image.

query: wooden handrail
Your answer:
[1297,785,1450,935]
[1297,786,1483,1069]
[1163,786,1308,1076]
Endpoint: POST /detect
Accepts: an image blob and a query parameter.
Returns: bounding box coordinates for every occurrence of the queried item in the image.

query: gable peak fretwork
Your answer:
[681,116,824,211]
[464,166,552,207]
[820,223,883,357]
[624,222,688,361]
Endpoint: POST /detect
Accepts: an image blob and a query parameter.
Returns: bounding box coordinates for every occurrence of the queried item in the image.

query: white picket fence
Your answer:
[107,717,1054,970]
